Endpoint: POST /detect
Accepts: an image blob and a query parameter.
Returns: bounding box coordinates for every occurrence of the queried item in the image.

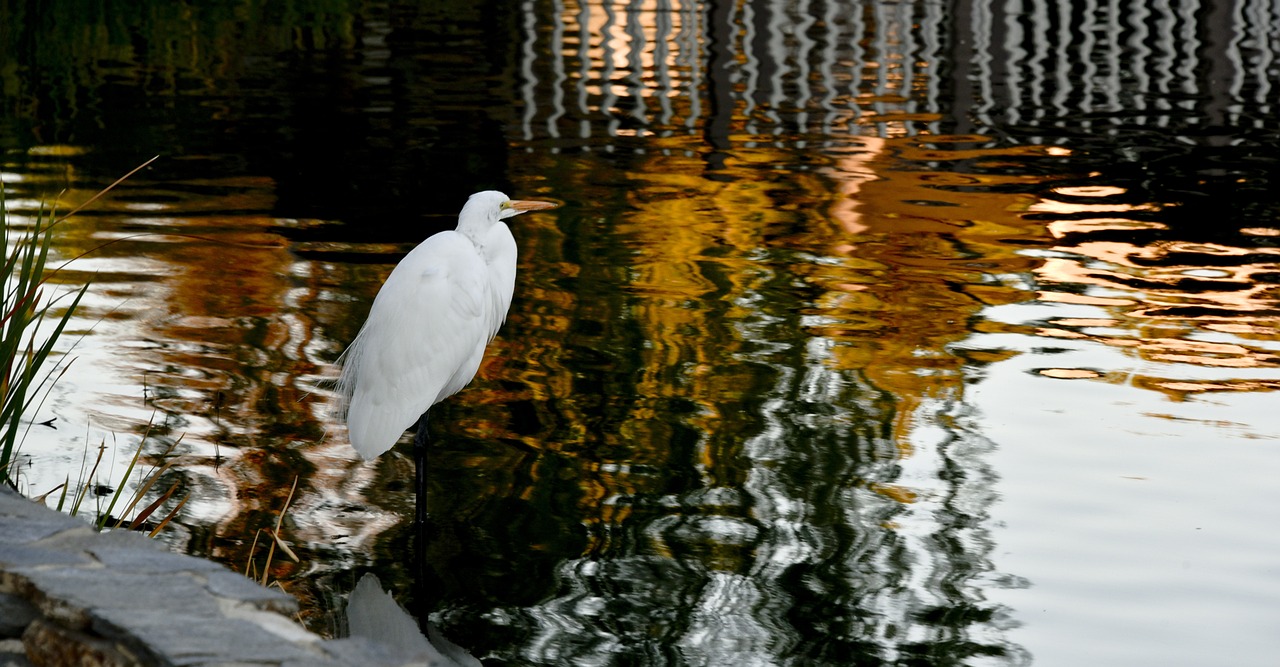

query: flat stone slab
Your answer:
[0,487,440,666]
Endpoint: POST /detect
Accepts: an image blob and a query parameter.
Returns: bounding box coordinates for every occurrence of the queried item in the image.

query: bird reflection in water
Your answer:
[345,573,481,667]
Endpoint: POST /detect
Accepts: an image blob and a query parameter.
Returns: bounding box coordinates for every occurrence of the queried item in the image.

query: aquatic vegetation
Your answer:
[0,185,87,489]
[0,159,187,534]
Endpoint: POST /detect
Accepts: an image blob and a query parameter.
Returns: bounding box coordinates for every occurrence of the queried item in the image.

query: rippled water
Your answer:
[3,1,1280,665]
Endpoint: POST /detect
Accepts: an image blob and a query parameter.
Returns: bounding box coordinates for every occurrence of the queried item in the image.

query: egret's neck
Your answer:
[456,204,498,245]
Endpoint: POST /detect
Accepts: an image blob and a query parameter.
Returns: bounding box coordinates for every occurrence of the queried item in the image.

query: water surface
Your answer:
[3,1,1279,665]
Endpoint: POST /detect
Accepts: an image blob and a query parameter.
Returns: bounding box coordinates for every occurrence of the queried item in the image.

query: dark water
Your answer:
[4,1,1280,665]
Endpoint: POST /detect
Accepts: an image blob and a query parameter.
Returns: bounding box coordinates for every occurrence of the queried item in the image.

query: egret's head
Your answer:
[458,190,558,235]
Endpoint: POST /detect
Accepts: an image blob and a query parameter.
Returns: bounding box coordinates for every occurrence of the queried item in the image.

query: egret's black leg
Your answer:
[413,412,430,537]
[411,411,434,631]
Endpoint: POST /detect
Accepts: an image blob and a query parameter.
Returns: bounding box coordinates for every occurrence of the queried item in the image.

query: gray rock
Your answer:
[315,636,424,667]
[0,515,77,546]
[0,489,73,522]
[203,570,298,613]
[0,637,34,667]
[93,609,323,666]
[20,617,139,667]
[34,525,169,554]
[15,568,223,630]
[0,594,36,638]
[0,542,91,569]
[0,486,433,666]
[89,544,226,575]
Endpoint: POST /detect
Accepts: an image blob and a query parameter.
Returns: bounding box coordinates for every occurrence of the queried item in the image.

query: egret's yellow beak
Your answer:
[505,199,559,213]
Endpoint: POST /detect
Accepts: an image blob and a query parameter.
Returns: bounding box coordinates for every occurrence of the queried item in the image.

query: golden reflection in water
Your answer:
[496,124,1276,661]
[1027,184,1280,401]
[491,133,1053,661]
[807,137,1051,455]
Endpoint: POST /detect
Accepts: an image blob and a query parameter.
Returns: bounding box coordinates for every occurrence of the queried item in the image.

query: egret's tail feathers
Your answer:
[346,391,423,460]
[347,415,403,461]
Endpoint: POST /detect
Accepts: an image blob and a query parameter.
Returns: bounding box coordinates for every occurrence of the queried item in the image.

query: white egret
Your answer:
[332,192,556,615]
[333,190,557,459]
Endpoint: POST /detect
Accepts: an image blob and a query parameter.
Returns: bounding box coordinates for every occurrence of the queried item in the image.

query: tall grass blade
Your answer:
[261,476,299,586]
[70,440,106,517]
[97,415,154,530]
[148,493,189,539]
[56,474,69,511]
[128,481,180,531]
[33,482,65,504]
[111,434,180,529]
[245,529,264,578]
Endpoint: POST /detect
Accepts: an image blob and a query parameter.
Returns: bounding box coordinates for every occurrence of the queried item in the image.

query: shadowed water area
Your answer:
[3,1,1279,665]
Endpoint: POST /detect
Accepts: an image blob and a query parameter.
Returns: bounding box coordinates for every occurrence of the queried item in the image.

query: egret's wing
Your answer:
[478,221,518,341]
[337,231,494,459]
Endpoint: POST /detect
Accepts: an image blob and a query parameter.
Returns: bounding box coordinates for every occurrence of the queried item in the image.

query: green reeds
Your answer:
[0,185,87,487]
[97,417,188,533]
[42,421,189,534]
[0,157,159,509]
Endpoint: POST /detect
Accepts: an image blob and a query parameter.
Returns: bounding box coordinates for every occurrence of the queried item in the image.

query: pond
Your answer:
[3,1,1279,665]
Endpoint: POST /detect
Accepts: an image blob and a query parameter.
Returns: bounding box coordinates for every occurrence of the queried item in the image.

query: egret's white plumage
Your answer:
[334,190,556,460]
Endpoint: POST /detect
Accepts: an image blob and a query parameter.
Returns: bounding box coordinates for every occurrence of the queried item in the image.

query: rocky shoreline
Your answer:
[0,486,424,667]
